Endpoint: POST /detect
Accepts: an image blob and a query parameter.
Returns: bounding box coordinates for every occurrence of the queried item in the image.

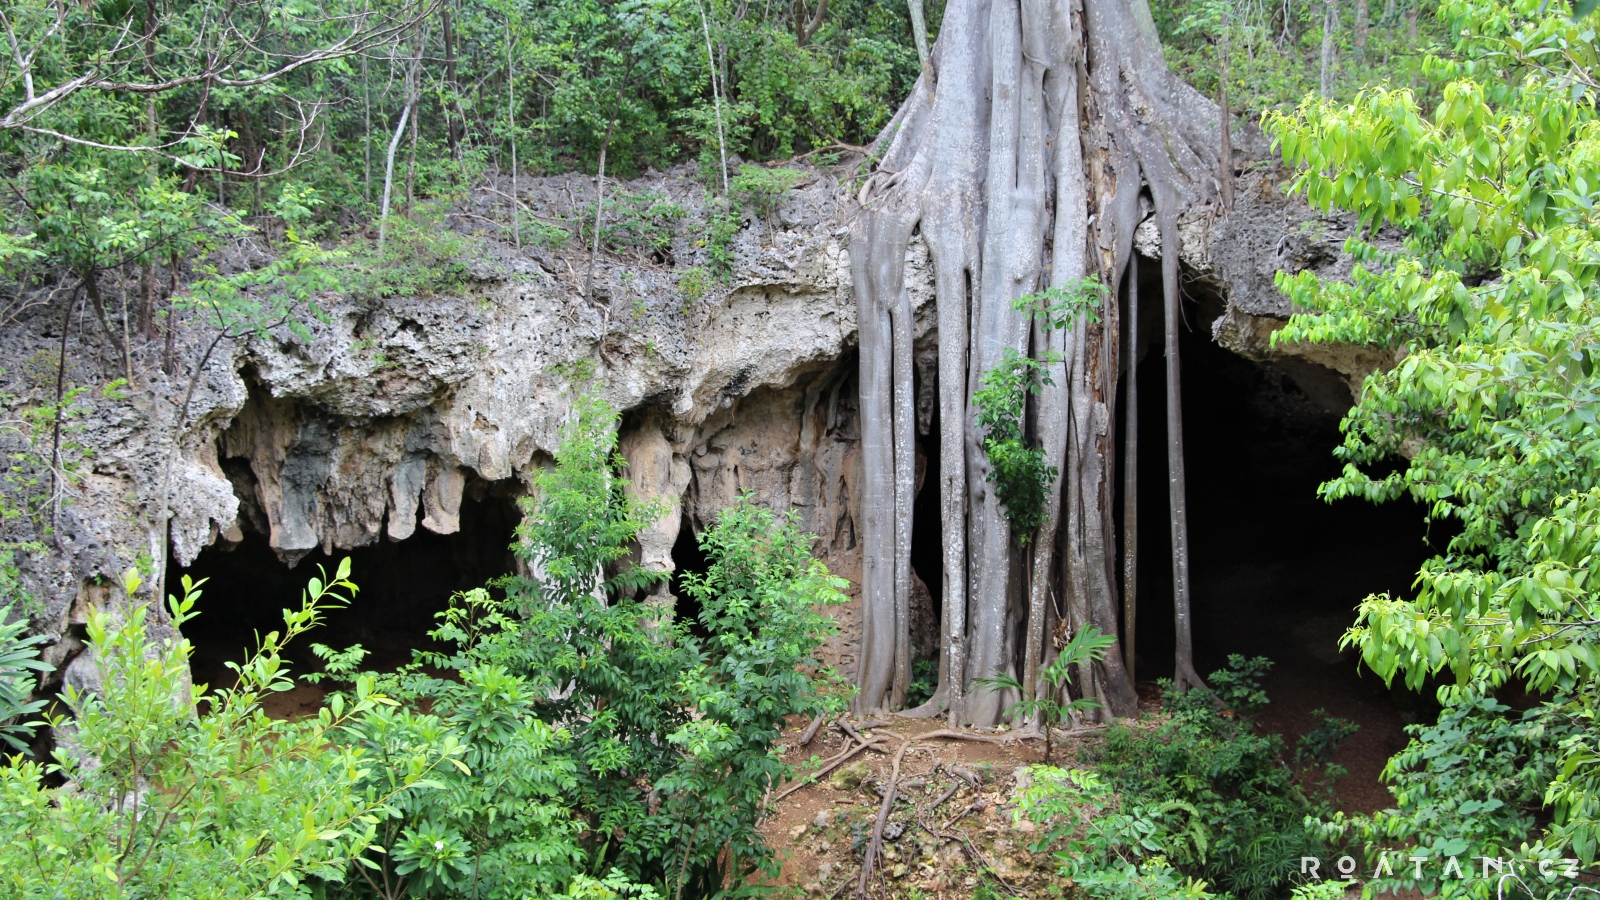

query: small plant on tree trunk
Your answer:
[972,278,1107,542]
[975,625,1116,762]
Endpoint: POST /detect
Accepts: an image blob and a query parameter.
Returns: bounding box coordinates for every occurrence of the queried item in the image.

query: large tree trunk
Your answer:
[850,0,1215,723]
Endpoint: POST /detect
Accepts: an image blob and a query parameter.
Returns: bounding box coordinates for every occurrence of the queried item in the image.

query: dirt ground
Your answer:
[758,714,1083,899]
[757,687,1395,900]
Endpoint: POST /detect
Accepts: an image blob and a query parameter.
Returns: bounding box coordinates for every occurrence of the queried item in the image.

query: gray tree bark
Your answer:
[1320,0,1338,97]
[851,0,1215,723]
[1121,253,1138,685]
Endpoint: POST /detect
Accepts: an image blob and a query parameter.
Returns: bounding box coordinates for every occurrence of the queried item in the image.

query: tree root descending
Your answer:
[850,0,1222,723]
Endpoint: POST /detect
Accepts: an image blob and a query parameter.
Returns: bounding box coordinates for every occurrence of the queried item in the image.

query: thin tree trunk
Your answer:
[585,92,627,303]
[120,271,134,385]
[908,0,933,95]
[1157,206,1205,693]
[1353,0,1368,53]
[698,0,730,194]
[406,85,419,211]
[507,15,520,249]
[183,73,214,195]
[1320,0,1337,97]
[1122,253,1138,685]
[379,100,413,255]
[794,0,830,45]
[379,39,424,256]
[163,254,178,375]
[80,268,126,371]
[363,53,373,205]
[49,288,79,543]
[1219,33,1234,211]
[137,0,159,337]
[442,1,461,164]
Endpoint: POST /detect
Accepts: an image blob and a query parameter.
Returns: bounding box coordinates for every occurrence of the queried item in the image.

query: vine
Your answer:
[972,277,1107,543]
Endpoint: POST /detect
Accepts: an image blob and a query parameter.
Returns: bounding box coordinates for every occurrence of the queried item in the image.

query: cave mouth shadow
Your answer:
[172,482,521,712]
[1125,288,1439,686]
[1122,268,1451,811]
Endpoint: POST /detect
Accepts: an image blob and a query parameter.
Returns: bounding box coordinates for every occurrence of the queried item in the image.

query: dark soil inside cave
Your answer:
[170,487,520,716]
[1124,283,1449,815]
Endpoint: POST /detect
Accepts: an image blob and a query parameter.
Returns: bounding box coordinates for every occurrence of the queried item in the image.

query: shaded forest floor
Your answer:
[759,697,1394,899]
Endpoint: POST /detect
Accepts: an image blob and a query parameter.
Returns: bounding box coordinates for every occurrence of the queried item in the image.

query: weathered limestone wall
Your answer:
[2,154,1377,686]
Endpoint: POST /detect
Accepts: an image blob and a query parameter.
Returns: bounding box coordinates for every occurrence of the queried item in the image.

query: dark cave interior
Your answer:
[670,512,713,638]
[1139,275,1445,811]
[172,481,520,714]
[905,256,1447,810]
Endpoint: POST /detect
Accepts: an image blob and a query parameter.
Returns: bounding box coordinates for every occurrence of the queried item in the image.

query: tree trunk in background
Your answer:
[1160,205,1205,693]
[1219,34,1234,211]
[1320,0,1338,97]
[362,54,373,205]
[1353,0,1368,53]
[442,2,462,163]
[1121,253,1139,686]
[851,0,1215,724]
[908,0,933,94]
[379,40,424,256]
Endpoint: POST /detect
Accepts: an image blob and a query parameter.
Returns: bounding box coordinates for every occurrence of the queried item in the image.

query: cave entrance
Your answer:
[1122,256,1444,812]
[669,512,712,639]
[172,481,521,717]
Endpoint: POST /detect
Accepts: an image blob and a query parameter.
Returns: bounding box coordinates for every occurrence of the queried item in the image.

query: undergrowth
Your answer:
[1019,656,1356,900]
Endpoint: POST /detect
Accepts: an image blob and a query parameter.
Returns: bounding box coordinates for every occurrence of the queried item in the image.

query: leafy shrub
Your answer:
[0,602,48,753]
[1316,693,1584,899]
[1022,657,1352,900]
[522,219,574,250]
[580,190,685,260]
[974,279,1107,541]
[972,347,1058,539]
[904,658,937,708]
[357,201,471,297]
[1018,766,1219,900]
[730,164,805,219]
[0,565,459,898]
[678,265,712,310]
[337,392,845,898]
[1210,653,1272,712]
[699,199,743,277]
[976,625,1116,761]
[1295,709,1360,766]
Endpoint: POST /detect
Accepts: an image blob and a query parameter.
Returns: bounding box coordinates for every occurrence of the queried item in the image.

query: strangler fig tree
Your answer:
[850,0,1219,724]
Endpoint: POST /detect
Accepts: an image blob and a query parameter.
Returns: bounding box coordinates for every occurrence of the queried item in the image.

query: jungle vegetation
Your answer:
[4,0,1600,896]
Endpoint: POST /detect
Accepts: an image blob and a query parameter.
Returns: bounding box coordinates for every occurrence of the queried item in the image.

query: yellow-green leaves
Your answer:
[1271,0,1600,866]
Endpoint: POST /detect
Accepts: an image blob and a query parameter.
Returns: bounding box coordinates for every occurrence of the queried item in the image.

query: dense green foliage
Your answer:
[1267,0,1600,883]
[0,0,923,231]
[1,565,461,899]
[0,394,845,899]
[1154,0,1446,122]
[0,0,926,391]
[0,602,49,751]
[1318,695,1585,898]
[972,278,1105,541]
[1019,658,1352,900]
[328,394,845,898]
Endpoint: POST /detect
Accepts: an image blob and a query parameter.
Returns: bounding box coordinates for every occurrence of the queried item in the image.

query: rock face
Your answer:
[0,156,1378,686]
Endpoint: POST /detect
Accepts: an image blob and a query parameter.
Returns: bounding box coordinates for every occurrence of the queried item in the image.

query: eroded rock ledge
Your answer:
[2,158,1377,683]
